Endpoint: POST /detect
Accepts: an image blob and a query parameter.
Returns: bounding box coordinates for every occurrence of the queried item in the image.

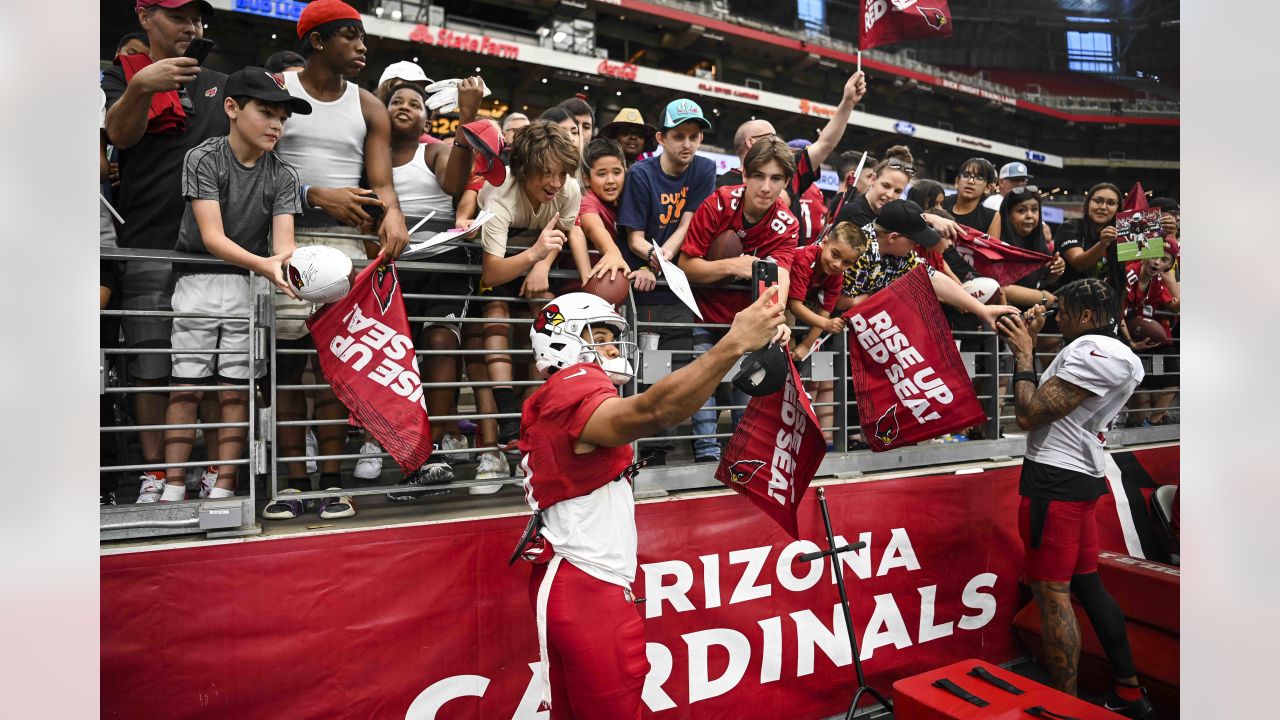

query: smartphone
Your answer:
[183,38,215,65]
[752,257,779,302]
[363,192,385,223]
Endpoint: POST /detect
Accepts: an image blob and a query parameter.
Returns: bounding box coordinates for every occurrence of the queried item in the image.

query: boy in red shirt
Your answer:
[679,137,800,436]
[786,221,869,447]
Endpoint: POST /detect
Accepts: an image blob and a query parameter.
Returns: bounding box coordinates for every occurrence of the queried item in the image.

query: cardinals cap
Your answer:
[224,67,313,115]
[877,199,940,248]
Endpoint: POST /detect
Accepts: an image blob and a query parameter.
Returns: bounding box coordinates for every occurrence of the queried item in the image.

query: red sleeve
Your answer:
[576,190,604,227]
[681,188,729,259]
[543,364,620,442]
[788,243,818,303]
[466,173,484,193]
[771,210,800,270]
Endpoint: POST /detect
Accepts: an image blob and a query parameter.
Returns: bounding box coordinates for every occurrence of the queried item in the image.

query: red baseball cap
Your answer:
[136,0,213,12]
[461,120,507,187]
[1163,237,1179,260]
[297,0,362,40]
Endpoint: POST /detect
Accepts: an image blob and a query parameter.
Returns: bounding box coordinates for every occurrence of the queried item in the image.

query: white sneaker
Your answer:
[305,429,319,474]
[470,451,508,495]
[442,432,473,464]
[198,466,217,499]
[136,472,165,504]
[354,442,384,480]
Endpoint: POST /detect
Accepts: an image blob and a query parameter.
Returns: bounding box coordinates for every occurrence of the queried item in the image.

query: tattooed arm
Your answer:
[996,307,1094,431]
[1011,372,1093,432]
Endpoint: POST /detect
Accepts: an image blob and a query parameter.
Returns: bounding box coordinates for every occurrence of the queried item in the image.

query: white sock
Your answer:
[160,484,187,502]
[208,487,235,499]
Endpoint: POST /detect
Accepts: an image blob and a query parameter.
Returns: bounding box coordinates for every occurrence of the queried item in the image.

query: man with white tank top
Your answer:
[261,0,410,521]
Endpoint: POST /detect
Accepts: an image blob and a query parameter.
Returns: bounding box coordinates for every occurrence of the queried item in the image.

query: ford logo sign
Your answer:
[894,121,916,135]
[1025,150,1047,163]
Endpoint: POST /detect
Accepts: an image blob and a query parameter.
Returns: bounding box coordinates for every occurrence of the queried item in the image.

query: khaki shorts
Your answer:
[171,273,265,382]
[273,229,367,340]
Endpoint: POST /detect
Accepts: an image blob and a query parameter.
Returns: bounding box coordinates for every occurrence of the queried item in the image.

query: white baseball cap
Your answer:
[379,60,432,87]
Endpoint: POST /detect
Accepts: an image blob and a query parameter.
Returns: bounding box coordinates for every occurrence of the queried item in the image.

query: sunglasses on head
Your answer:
[1009,185,1040,196]
[884,159,915,177]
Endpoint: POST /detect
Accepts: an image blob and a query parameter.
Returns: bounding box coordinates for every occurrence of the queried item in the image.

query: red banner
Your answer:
[952,225,1053,287]
[845,267,986,450]
[102,465,1030,720]
[714,357,825,538]
[306,261,433,471]
[861,0,955,51]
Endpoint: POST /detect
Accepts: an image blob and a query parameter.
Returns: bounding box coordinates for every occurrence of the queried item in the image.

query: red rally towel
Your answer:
[115,53,187,135]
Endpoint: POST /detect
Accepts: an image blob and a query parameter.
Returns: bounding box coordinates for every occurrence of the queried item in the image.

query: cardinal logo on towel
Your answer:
[727,460,766,485]
[371,262,399,315]
[874,405,900,446]
[918,7,949,30]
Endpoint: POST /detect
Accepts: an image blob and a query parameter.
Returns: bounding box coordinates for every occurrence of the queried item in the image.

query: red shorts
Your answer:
[529,557,648,720]
[1019,496,1100,583]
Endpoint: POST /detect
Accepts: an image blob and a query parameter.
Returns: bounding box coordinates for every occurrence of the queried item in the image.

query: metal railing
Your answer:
[99,236,1180,540]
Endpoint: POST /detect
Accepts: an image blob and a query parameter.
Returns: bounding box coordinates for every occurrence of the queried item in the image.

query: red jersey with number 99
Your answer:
[681,185,800,324]
[520,362,635,511]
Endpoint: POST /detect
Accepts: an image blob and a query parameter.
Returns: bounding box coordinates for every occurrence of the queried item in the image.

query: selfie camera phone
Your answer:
[752,257,779,303]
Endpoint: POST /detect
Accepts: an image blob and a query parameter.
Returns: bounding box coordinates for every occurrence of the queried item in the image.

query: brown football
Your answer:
[583,271,630,305]
[1126,317,1169,345]
[706,229,744,260]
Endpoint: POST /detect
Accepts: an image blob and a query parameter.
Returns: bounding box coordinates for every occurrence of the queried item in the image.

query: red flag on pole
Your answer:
[845,266,986,450]
[951,225,1054,287]
[1121,181,1148,213]
[715,357,825,538]
[861,0,955,51]
[306,262,434,471]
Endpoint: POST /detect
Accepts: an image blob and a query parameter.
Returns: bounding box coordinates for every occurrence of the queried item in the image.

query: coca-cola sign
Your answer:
[597,59,638,81]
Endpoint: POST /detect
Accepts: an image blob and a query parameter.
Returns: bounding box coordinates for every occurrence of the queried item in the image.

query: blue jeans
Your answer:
[691,327,749,458]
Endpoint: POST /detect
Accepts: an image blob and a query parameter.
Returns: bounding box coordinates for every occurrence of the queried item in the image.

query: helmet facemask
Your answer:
[578,319,638,385]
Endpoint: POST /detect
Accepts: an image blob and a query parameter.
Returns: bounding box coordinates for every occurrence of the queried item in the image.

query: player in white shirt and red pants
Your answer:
[515,288,788,719]
[996,278,1156,719]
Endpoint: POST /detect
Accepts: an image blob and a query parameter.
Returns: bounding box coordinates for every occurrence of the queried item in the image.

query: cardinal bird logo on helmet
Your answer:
[727,460,766,485]
[917,7,949,31]
[371,262,399,314]
[534,304,566,335]
[874,405,900,447]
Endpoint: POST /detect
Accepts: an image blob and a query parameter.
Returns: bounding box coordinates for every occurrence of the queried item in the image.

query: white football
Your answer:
[962,276,1000,305]
[287,246,354,304]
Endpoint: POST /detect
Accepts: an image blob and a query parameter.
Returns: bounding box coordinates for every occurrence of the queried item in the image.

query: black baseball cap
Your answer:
[224,67,313,115]
[264,50,306,73]
[877,199,939,247]
[1149,196,1180,215]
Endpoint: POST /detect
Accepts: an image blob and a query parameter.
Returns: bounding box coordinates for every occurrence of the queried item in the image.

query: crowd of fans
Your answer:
[99,0,1180,516]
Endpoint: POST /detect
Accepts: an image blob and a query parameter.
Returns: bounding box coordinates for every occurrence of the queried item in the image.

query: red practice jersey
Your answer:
[681,185,800,324]
[520,362,635,511]
[787,242,842,314]
[1124,261,1175,335]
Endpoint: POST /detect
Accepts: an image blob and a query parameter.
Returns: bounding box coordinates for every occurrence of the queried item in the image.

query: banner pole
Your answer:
[857,50,862,73]
[799,487,893,718]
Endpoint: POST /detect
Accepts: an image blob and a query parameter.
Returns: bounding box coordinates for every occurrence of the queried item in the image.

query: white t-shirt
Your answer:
[478,173,580,257]
[539,478,637,588]
[983,193,1005,212]
[1025,333,1143,476]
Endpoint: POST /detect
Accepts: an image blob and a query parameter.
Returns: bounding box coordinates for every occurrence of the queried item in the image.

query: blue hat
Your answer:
[787,138,812,150]
[999,161,1030,180]
[661,98,711,131]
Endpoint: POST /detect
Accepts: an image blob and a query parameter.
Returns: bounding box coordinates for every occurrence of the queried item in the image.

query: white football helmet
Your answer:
[530,292,637,385]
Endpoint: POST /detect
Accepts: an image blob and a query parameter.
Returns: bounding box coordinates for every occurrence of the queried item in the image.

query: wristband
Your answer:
[300,184,312,209]
[1013,370,1039,386]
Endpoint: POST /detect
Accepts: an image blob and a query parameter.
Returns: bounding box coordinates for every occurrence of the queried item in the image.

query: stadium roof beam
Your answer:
[661,23,705,50]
